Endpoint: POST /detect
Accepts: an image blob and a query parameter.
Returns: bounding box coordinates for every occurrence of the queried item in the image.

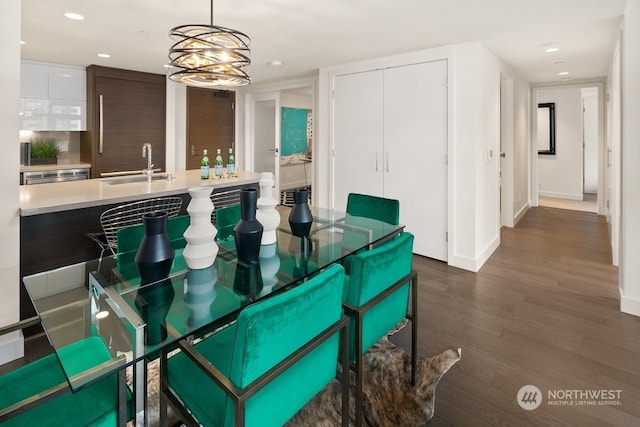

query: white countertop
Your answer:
[20,162,92,173]
[20,169,261,216]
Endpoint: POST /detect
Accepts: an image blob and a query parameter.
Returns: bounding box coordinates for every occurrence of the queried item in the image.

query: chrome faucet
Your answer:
[142,143,154,181]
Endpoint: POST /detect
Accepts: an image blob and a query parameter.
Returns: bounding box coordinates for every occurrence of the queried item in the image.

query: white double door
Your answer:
[332,59,448,261]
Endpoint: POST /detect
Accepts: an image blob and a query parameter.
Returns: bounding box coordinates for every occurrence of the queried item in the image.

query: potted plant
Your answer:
[30,138,60,165]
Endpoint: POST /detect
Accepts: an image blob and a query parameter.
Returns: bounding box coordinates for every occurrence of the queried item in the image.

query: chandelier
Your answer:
[168,1,251,87]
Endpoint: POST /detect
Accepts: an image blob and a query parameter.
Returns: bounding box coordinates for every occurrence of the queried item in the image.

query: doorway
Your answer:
[532,83,603,215]
[246,83,315,205]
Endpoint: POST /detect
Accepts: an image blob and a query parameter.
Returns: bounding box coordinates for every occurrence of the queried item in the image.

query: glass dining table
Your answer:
[22,207,404,426]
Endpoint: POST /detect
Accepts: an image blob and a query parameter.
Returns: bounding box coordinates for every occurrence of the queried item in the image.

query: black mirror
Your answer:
[537,102,556,155]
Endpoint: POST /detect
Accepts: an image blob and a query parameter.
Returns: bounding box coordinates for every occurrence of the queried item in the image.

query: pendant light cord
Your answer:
[210,0,214,26]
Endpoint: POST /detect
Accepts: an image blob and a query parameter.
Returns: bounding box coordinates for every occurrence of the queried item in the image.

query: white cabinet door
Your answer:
[48,65,86,100]
[20,61,86,131]
[332,70,384,212]
[20,61,48,98]
[383,60,448,260]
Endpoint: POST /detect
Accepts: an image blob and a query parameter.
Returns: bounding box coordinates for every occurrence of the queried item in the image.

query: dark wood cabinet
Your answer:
[186,87,235,170]
[81,66,166,178]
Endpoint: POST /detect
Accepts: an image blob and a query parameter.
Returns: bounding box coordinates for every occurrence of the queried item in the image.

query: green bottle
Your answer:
[226,147,235,175]
[200,149,209,180]
[214,148,224,177]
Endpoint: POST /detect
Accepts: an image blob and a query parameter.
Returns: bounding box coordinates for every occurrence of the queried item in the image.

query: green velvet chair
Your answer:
[341,232,417,427]
[160,263,350,427]
[0,318,131,426]
[346,193,400,225]
[340,193,401,272]
[215,204,241,242]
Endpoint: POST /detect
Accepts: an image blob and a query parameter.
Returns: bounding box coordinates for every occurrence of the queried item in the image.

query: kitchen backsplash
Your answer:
[19,130,81,164]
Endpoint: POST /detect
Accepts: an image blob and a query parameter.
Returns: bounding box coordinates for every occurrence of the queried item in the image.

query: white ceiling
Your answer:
[21,0,627,85]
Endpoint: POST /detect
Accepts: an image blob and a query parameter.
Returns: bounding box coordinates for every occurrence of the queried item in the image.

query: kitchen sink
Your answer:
[103,174,169,185]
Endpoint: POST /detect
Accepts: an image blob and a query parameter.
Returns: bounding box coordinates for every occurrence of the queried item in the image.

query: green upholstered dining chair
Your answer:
[160,263,350,427]
[214,203,241,242]
[340,193,401,272]
[341,231,417,426]
[345,192,400,225]
[0,319,131,426]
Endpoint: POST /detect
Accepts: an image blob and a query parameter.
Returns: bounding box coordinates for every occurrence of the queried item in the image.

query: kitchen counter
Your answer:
[20,169,261,216]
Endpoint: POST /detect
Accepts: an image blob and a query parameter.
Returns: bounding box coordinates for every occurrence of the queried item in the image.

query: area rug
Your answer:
[132,336,461,426]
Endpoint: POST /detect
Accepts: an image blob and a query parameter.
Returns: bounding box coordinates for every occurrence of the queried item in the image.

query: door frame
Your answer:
[244,79,317,203]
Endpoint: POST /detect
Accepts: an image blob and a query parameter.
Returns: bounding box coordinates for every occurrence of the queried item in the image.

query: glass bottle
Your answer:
[214,148,224,177]
[226,147,235,175]
[200,149,209,180]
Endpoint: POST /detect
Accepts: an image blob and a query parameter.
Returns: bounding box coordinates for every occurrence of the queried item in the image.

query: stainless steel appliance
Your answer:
[21,168,90,185]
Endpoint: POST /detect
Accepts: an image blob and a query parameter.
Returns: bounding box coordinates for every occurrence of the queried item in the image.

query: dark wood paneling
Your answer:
[186,87,235,170]
[81,65,166,178]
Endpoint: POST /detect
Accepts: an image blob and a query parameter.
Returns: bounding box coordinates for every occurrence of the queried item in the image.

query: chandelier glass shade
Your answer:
[168,11,251,87]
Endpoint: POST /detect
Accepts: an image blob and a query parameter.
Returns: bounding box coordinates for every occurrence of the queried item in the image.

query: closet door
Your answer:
[383,60,448,260]
[332,70,384,211]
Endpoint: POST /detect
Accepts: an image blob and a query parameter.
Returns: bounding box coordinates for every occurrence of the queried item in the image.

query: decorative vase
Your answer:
[135,211,175,284]
[256,172,281,246]
[183,186,219,269]
[135,278,175,346]
[234,188,263,263]
[185,265,218,328]
[288,188,313,237]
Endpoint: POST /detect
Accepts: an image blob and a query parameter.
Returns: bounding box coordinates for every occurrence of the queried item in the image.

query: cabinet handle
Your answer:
[385,151,390,172]
[99,94,104,154]
[375,151,379,172]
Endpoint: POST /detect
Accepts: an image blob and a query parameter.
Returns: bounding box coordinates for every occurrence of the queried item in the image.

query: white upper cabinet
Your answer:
[20,60,86,131]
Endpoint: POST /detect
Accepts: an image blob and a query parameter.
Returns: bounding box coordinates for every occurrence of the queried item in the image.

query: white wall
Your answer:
[0,0,23,364]
[620,0,640,317]
[318,41,503,272]
[582,88,599,193]
[536,86,584,200]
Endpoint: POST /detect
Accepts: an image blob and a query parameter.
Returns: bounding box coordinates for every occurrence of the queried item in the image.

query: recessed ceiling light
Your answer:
[554,61,564,65]
[269,60,283,66]
[20,40,25,45]
[137,30,149,36]
[558,71,570,76]
[97,53,111,58]
[64,12,85,21]
[545,47,559,53]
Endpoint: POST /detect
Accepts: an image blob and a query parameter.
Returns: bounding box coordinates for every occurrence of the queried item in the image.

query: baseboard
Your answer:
[0,330,24,365]
[514,202,530,226]
[449,235,500,273]
[620,288,640,317]
[476,235,500,270]
[448,255,478,272]
[538,191,583,201]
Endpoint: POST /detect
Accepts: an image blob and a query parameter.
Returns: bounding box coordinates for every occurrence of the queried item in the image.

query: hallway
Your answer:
[392,206,639,426]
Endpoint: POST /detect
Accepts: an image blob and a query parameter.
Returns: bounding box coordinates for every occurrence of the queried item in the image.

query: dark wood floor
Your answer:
[391,206,640,426]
